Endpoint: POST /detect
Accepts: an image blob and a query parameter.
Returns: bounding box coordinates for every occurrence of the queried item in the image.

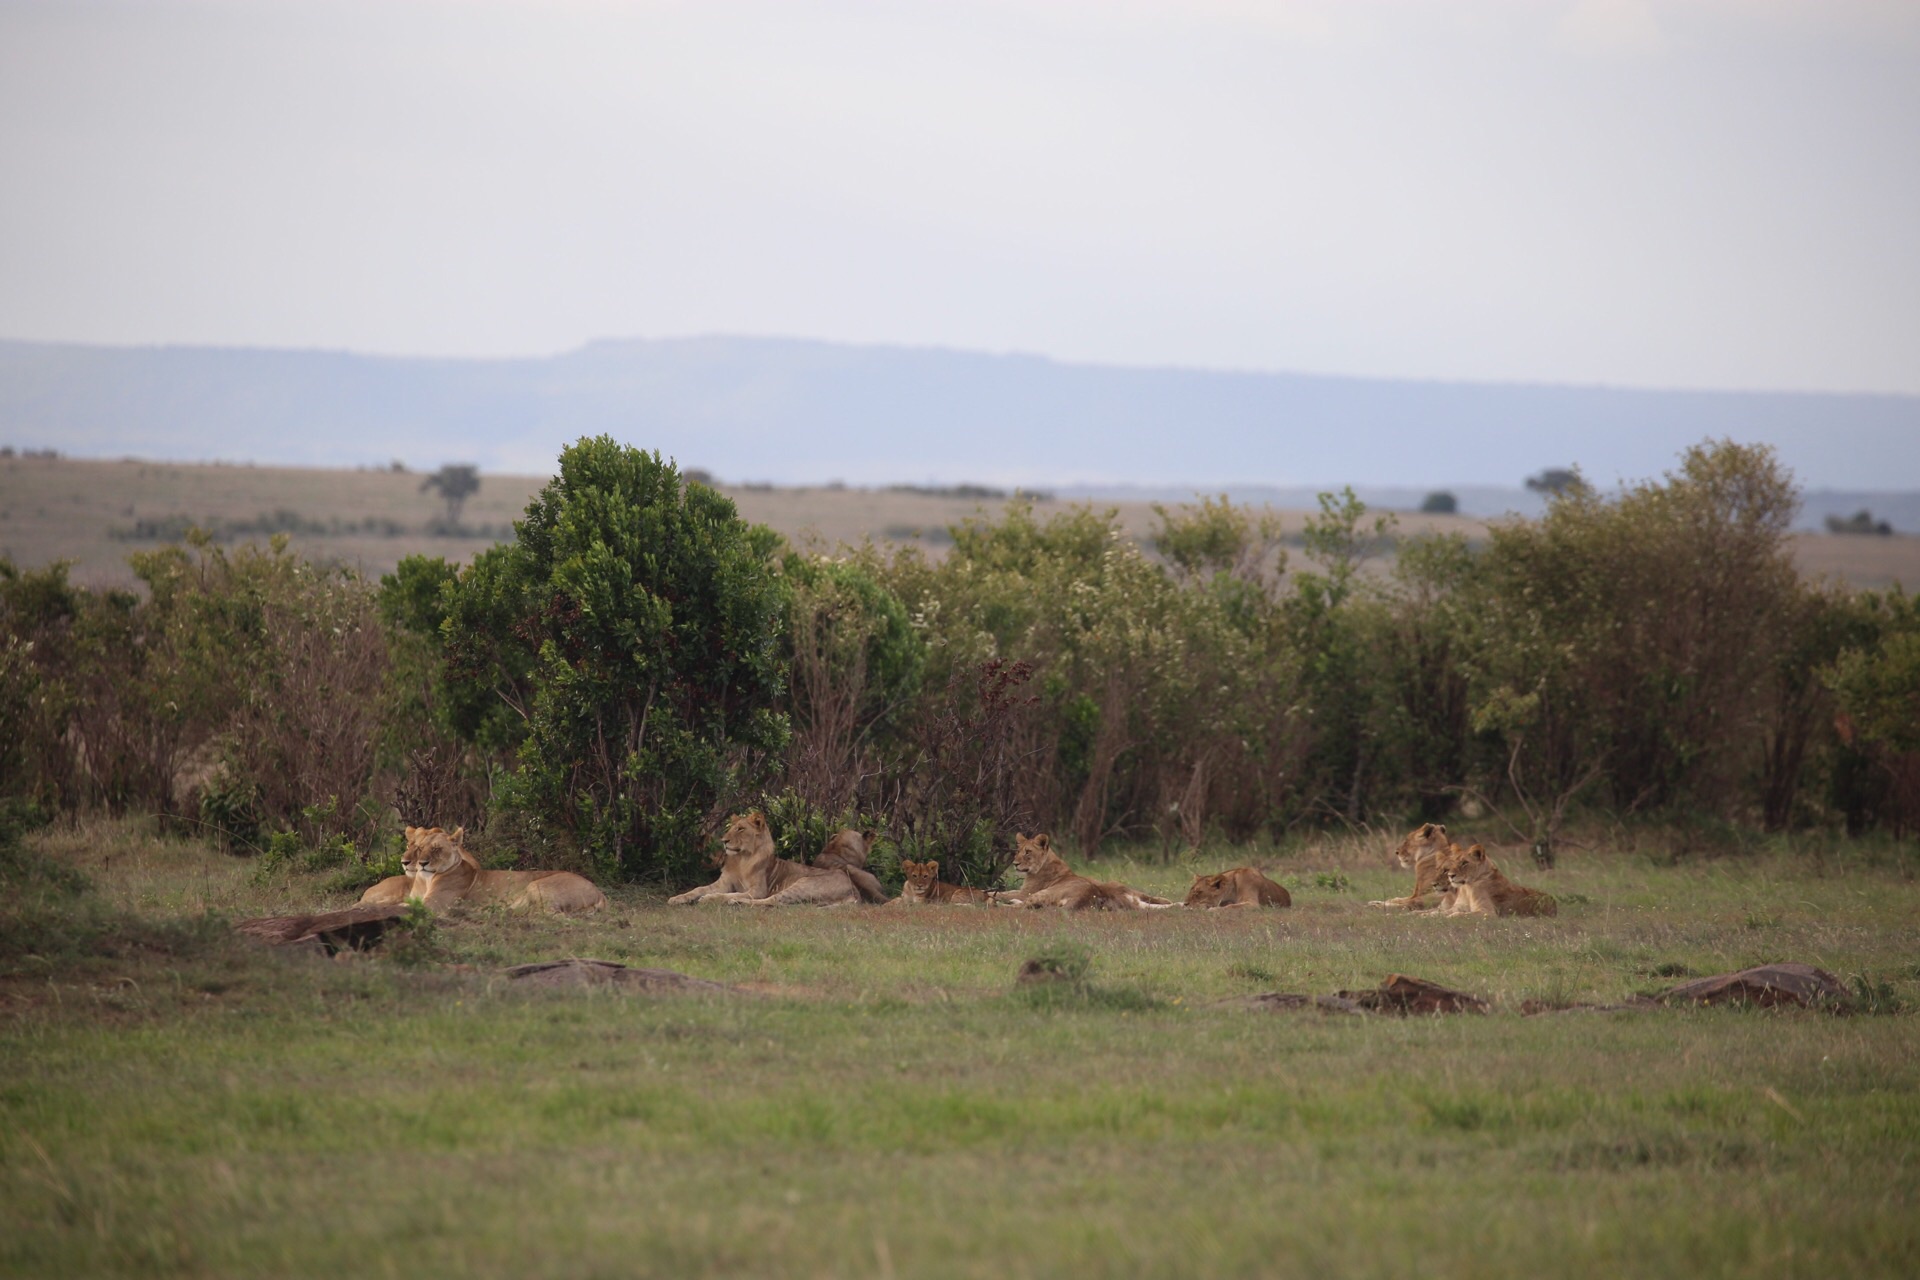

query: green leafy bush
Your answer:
[442,437,791,884]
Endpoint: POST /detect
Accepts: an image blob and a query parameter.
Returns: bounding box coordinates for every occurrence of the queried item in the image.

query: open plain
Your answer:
[5,454,1917,590]
[3,819,1917,1279]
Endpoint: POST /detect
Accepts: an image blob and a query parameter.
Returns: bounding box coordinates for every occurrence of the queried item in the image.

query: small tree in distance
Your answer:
[1525,467,1587,498]
[421,464,481,527]
[1420,491,1458,514]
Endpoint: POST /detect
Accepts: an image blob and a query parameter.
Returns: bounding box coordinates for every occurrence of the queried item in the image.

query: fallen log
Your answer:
[234,904,411,954]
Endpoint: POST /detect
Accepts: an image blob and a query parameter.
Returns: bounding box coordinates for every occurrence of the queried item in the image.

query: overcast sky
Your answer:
[2,0,1917,397]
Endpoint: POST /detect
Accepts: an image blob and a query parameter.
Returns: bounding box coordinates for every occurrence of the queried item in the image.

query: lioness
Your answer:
[358,825,606,914]
[668,812,875,906]
[1366,822,1462,912]
[996,833,1175,911]
[1184,866,1291,909]
[811,828,890,904]
[1436,844,1557,918]
[896,858,994,905]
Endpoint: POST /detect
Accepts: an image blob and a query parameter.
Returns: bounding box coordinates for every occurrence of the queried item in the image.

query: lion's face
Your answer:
[1392,822,1451,869]
[722,812,775,864]
[402,825,466,879]
[1012,833,1057,879]
[900,859,939,899]
[1184,872,1230,908]
[1435,843,1488,889]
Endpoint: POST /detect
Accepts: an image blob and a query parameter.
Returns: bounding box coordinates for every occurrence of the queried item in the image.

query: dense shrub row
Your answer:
[3,437,1917,888]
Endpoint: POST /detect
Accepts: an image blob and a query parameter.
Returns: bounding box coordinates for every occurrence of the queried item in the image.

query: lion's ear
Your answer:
[927,859,940,876]
[450,826,465,844]
[750,813,767,831]
[1035,833,1051,850]
[404,825,418,838]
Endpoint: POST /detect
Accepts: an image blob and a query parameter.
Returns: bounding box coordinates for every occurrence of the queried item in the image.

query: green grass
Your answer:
[3,819,1918,1278]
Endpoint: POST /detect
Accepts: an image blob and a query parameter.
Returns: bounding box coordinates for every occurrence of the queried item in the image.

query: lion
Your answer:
[995,833,1176,911]
[358,825,606,914]
[667,812,877,906]
[896,858,994,906]
[811,827,890,904]
[1366,822,1462,912]
[1435,843,1557,918]
[1184,866,1291,909]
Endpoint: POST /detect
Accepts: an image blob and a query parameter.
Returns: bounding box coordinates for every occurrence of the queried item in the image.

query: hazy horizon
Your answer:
[4,0,1918,402]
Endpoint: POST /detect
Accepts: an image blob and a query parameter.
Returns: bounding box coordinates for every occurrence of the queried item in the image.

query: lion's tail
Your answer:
[846,867,891,904]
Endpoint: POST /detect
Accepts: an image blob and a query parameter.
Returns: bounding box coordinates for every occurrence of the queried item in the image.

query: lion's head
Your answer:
[1012,832,1061,880]
[1443,844,1489,886]
[1438,843,1492,889]
[900,859,939,898]
[1183,871,1232,908]
[1392,822,1452,869]
[402,825,468,880]
[722,812,776,865]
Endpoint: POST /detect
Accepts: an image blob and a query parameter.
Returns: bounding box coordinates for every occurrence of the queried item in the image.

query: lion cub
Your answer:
[359,825,606,914]
[997,833,1175,911]
[1184,867,1291,909]
[1367,822,1463,912]
[1436,844,1557,918]
[896,858,993,905]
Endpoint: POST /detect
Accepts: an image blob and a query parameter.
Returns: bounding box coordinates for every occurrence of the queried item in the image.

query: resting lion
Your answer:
[996,833,1175,911]
[1436,843,1557,918]
[1184,866,1291,909]
[668,812,881,906]
[1366,822,1462,912]
[358,825,606,914]
[896,858,993,905]
[811,827,890,904]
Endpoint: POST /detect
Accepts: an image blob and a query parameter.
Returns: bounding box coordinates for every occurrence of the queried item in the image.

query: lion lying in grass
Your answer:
[996,833,1175,911]
[896,858,993,905]
[358,825,606,914]
[1184,867,1291,908]
[1435,843,1557,918]
[1366,822,1462,913]
[668,813,888,906]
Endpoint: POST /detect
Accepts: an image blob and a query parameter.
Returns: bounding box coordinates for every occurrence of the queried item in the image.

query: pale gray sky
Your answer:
[2,0,1917,394]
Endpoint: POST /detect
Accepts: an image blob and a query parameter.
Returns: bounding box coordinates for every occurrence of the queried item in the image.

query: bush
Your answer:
[442,437,791,884]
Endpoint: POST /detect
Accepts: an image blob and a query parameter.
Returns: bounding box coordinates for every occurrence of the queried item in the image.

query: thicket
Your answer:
[4,438,1917,889]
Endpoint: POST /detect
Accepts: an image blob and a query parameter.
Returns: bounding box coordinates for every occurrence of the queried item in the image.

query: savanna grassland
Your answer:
[3,818,1918,1280]
[7,438,1920,1277]
[5,453,1917,590]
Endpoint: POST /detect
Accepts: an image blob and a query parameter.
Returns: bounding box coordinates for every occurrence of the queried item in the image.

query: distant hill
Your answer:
[3,335,1917,529]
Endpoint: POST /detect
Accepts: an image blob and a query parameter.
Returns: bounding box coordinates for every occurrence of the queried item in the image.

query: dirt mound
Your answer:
[1658,963,1850,1010]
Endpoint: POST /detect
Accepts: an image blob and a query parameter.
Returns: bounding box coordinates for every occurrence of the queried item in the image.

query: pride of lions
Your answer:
[363,814,1553,919]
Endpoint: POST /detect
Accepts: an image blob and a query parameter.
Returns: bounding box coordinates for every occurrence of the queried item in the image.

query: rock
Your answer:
[1226,975,1484,1015]
[1336,973,1489,1014]
[235,904,411,954]
[503,958,738,993]
[1658,963,1850,1011]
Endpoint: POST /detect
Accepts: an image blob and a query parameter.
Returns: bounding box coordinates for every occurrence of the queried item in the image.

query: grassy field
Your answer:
[3,819,1917,1278]
[7,454,1916,590]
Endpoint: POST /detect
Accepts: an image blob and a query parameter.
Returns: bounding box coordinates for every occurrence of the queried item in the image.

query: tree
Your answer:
[440,438,790,883]
[421,464,481,526]
[1476,440,1801,817]
[1525,468,1586,498]
[1419,491,1458,514]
